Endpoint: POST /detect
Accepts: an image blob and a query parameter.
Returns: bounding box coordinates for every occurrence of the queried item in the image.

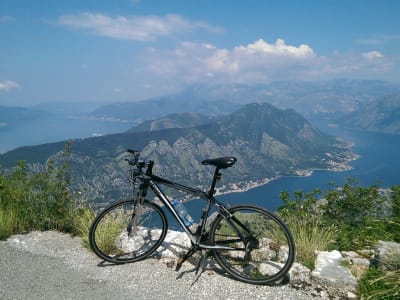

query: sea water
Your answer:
[183,125,400,221]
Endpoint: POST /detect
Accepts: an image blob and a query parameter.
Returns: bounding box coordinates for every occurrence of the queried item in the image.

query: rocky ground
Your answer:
[0,231,323,300]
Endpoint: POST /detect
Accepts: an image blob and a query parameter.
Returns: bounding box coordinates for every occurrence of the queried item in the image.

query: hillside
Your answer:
[339,94,400,134]
[127,112,215,132]
[89,94,239,122]
[0,103,354,203]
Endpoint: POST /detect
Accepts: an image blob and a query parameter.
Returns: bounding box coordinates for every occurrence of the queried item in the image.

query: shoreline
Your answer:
[213,150,360,197]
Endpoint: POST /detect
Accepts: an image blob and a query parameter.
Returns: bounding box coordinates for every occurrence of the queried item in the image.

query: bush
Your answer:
[278,181,400,268]
[0,141,94,240]
[388,186,400,242]
[278,189,336,269]
[323,179,394,250]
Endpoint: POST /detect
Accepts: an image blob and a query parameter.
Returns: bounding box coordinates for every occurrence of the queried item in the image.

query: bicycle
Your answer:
[89,149,295,285]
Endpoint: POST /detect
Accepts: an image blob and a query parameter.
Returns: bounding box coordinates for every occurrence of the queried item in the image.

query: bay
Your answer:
[183,124,400,221]
[1,115,399,223]
[0,116,134,154]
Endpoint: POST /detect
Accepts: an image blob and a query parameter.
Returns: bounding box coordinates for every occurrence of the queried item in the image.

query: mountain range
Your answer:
[2,79,399,203]
[0,103,353,203]
[338,94,400,134]
[87,79,400,122]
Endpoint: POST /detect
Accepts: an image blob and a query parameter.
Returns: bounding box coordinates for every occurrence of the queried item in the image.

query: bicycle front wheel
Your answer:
[209,205,295,285]
[89,199,168,264]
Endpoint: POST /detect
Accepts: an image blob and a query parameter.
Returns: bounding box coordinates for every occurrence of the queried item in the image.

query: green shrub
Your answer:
[278,181,400,268]
[0,141,94,240]
[388,186,400,242]
[278,189,336,269]
[359,266,400,299]
[72,206,96,248]
[323,179,394,250]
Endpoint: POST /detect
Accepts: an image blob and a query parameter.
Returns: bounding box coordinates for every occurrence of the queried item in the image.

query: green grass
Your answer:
[285,214,336,269]
[359,266,400,299]
[0,208,15,240]
[71,206,96,248]
[0,141,95,241]
[90,212,128,255]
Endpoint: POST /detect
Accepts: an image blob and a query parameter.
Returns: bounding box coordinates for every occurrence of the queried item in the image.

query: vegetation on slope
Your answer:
[0,103,353,203]
[339,93,400,134]
[0,141,92,239]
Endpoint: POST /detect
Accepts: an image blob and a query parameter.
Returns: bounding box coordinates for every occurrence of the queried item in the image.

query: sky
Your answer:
[1,0,400,106]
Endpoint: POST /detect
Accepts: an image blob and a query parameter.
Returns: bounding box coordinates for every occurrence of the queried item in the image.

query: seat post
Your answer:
[208,167,221,196]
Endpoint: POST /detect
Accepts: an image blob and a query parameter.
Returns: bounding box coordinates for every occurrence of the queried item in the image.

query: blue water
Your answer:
[0,116,134,154]
[182,124,400,222]
[1,116,399,223]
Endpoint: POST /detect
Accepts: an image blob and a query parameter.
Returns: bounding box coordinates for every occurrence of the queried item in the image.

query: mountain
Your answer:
[87,80,400,122]
[339,94,400,134]
[0,103,354,203]
[32,102,102,116]
[127,112,215,132]
[89,94,240,122]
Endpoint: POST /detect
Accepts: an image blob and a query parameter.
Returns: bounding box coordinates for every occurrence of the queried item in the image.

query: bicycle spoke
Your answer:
[210,205,295,285]
[89,200,168,264]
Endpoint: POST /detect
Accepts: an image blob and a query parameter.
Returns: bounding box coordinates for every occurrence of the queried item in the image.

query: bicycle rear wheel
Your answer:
[209,205,295,285]
[89,199,168,264]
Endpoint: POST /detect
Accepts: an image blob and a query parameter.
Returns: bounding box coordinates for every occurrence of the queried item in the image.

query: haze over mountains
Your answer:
[2,79,400,127]
[87,79,400,122]
[0,102,353,202]
[339,94,400,134]
[1,79,399,201]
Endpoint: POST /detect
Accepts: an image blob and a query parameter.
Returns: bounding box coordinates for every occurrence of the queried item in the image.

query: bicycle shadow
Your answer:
[95,233,290,287]
[158,241,290,287]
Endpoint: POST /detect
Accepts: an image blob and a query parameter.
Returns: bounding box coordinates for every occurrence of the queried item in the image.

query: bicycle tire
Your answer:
[209,205,295,285]
[89,199,168,264]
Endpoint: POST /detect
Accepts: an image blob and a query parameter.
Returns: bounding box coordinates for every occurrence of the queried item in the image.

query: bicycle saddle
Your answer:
[202,157,237,169]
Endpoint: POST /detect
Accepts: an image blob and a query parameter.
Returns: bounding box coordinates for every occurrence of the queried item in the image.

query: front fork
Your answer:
[127,182,148,235]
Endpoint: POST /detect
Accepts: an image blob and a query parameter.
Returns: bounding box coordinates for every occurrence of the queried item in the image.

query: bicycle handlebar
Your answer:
[126,149,154,176]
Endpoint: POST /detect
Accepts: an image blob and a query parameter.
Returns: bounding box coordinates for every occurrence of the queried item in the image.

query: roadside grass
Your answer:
[286,214,336,269]
[0,208,15,240]
[0,141,96,241]
[359,265,400,299]
[72,206,96,248]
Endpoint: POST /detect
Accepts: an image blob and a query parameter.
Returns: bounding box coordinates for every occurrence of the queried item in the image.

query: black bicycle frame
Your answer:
[137,171,250,251]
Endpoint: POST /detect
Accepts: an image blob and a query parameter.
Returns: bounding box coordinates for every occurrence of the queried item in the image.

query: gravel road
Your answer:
[0,231,321,300]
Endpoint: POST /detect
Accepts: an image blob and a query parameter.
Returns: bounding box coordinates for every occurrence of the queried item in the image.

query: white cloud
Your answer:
[0,80,20,91]
[145,39,318,83]
[57,13,223,41]
[362,50,384,60]
[144,38,393,85]
[234,39,315,59]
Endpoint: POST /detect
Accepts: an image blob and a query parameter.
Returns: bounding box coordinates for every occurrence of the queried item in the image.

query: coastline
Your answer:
[213,149,360,197]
